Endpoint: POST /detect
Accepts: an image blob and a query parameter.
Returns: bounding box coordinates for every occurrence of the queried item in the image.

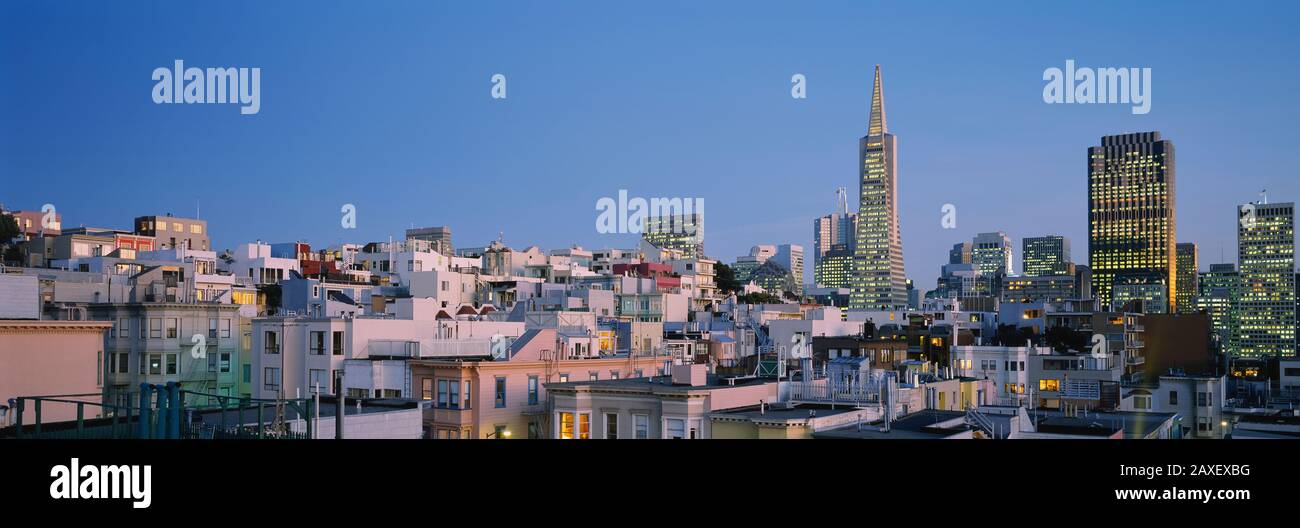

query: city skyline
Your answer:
[4,2,1299,290]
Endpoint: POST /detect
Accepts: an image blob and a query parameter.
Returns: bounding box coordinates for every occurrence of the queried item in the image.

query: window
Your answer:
[220,319,231,339]
[559,412,575,439]
[558,373,569,383]
[588,371,599,381]
[605,413,618,439]
[1039,379,1060,392]
[149,318,162,339]
[118,317,129,338]
[264,367,281,392]
[116,353,129,374]
[148,354,162,375]
[1134,395,1151,410]
[437,380,449,408]
[464,380,472,409]
[1169,391,1178,405]
[309,369,327,393]
[310,331,325,355]
[448,380,460,409]
[264,331,279,354]
[422,378,433,400]
[165,354,177,375]
[1197,391,1210,407]
[527,376,539,405]
[634,369,644,379]
[166,318,178,339]
[97,352,103,387]
[610,370,620,380]
[495,377,506,408]
[208,318,218,339]
[332,331,344,355]
[666,418,685,439]
[578,413,591,439]
[219,352,230,373]
[243,364,251,384]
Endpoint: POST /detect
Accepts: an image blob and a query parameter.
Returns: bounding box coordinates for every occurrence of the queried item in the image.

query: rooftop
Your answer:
[813,410,971,439]
[545,374,771,394]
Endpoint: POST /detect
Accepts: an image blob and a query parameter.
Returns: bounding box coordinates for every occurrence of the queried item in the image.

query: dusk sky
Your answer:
[4,1,1299,288]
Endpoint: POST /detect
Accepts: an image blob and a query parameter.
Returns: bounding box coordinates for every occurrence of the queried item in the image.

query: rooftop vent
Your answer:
[671,364,707,387]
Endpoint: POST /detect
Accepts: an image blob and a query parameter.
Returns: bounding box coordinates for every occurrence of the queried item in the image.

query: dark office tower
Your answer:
[1236,201,1296,357]
[949,242,972,265]
[1174,243,1199,314]
[1088,132,1177,313]
[1022,235,1072,277]
[850,65,907,310]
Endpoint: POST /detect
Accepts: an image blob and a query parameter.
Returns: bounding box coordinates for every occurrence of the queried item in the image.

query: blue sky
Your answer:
[3,1,1299,288]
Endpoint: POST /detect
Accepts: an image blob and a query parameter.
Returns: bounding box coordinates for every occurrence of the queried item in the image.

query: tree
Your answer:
[1044,325,1089,353]
[992,324,1036,347]
[715,262,741,294]
[0,213,19,243]
[737,292,782,305]
[0,214,21,266]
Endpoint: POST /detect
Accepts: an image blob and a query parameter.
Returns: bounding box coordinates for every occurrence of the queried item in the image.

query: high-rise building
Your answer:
[1174,243,1199,314]
[972,232,1013,276]
[813,212,857,286]
[643,213,704,260]
[1236,201,1296,357]
[731,245,776,284]
[948,242,972,265]
[406,226,453,255]
[1022,235,1071,277]
[850,65,907,310]
[1088,132,1177,313]
[772,244,805,295]
[1197,263,1240,353]
[815,243,854,289]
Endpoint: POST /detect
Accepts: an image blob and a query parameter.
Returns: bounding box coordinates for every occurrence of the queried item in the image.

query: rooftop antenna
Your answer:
[1260,189,1268,205]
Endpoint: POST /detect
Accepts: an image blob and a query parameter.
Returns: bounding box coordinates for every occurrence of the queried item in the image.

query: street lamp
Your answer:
[486,429,512,439]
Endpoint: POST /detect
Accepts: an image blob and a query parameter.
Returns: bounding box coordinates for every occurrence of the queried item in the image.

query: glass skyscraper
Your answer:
[1236,201,1296,357]
[1022,235,1071,277]
[1174,242,1199,314]
[1088,132,1177,313]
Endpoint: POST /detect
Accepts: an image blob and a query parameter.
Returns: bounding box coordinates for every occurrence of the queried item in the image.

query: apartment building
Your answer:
[411,332,681,439]
[0,320,112,424]
[252,311,526,401]
[546,364,779,439]
[134,214,209,251]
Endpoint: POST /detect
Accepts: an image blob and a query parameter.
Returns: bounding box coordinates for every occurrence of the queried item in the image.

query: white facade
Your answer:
[223,242,301,285]
[950,345,1033,402]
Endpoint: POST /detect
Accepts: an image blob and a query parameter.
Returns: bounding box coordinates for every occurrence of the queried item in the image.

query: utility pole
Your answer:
[334,370,345,439]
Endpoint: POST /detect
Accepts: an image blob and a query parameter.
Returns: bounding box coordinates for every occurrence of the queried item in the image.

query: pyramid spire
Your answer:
[867,65,887,136]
